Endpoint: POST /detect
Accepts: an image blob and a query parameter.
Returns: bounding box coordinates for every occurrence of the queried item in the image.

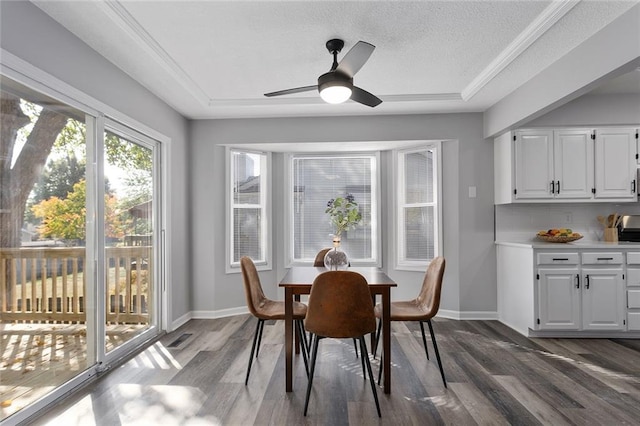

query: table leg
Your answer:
[382,288,391,394]
[294,294,301,354]
[285,287,293,392]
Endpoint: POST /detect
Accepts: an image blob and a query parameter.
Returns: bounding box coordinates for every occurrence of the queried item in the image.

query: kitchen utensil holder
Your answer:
[604,228,618,243]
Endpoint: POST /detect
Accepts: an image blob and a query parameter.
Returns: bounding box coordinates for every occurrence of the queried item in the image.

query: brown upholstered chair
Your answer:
[240,256,309,385]
[374,256,447,387]
[303,271,381,417]
[313,248,332,267]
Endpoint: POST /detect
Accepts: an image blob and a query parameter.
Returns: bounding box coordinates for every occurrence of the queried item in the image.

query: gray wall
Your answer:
[0,1,191,325]
[190,113,497,316]
[526,93,640,127]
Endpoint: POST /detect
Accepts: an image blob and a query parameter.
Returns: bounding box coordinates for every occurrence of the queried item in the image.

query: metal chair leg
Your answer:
[360,336,381,417]
[427,319,447,388]
[297,320,310,377]
[354,338,359,358]
[373,319,382,358]
[304,334,320,416]
[245,319,263,385]
[255,319,265,358]
[419,321,430,360]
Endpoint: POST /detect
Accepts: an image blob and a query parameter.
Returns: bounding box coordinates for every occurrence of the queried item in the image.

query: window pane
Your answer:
[292,156,375,261]
[404,206,434,260]
[234,208,262,262]
[233,152,261,205]
[405,150,434,204]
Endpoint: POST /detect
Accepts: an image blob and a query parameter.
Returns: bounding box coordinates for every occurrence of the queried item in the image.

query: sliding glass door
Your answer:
[0,76,164,422]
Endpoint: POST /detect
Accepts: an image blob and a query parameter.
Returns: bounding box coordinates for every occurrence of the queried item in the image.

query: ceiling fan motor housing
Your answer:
[317,71,353,93]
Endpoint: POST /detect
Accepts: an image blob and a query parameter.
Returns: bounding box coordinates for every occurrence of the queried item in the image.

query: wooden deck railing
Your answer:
[0,246,151,324]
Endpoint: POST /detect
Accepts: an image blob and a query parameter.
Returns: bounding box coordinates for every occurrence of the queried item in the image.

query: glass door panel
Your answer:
[0,77,92,420]
[102,128,157,353]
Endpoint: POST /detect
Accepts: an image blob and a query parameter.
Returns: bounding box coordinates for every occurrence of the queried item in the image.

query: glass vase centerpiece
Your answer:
[324,194,362,270]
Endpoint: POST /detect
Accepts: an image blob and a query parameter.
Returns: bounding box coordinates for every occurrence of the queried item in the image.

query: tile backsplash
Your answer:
[495,201,640,242]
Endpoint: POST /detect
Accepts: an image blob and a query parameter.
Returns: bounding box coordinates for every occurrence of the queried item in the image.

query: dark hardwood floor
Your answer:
[28,316,640,425]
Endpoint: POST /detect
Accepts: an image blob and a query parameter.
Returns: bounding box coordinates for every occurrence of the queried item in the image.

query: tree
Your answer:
[31,180,125,243]
[1,93,68,248]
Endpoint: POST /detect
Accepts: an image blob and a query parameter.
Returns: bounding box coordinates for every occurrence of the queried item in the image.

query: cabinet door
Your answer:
[538,268,580,330]
[594,128,637,199]
[553,129,593,199]
[515,130,554,199]
[581,268,625,330]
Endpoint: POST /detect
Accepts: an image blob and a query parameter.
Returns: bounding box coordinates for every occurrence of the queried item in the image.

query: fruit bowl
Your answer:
[536,229,583,243]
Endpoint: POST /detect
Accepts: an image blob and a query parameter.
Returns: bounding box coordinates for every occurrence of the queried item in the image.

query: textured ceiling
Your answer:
[32,0,638,119]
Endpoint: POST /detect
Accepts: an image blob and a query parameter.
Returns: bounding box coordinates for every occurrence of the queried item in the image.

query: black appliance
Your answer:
[618,215,640,242]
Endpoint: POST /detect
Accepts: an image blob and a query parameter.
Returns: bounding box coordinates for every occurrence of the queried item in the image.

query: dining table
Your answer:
[279,266,397,394]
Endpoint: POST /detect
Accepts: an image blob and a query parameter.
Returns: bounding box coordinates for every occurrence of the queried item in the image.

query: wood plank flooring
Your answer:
[26,316,640,425]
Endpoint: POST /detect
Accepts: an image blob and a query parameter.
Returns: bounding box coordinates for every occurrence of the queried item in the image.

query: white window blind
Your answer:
[290,155,377,263]
[397,144,441,269]
[229,149,268,268]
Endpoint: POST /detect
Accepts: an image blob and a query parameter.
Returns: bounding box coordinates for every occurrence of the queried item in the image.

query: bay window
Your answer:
[287,154,378,265]
[396,144,442,270]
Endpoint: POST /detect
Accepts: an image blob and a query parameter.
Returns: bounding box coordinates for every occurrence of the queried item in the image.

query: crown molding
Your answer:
[461,0,580,101]
[96,0,211,107]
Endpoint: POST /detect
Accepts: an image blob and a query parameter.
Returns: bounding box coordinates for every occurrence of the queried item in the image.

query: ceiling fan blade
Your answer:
[264,85,317,97]
[335,41,375,77]
[351,86,382,107]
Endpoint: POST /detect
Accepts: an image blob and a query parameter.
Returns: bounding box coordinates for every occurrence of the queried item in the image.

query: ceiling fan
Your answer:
[264,39,382,107]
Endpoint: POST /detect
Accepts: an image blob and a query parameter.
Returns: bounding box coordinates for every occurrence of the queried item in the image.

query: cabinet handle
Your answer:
[556,180,560,194]
[550,181,555,194]
[632,180,636,193]
[575,274,580,289]
[552,258,569,261]
[597,257,613,261]
[585,275,590,289]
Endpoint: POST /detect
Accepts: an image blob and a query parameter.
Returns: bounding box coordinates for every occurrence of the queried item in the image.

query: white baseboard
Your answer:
[438,309,499,320]
[169,311,193,332]
[190,307,248,319]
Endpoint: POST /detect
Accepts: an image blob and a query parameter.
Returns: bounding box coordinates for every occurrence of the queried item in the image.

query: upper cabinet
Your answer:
[594,128,637,199]
[494,126,638,204]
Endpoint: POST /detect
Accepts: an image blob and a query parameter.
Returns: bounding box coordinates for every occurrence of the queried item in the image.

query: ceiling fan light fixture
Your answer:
[318,72,353,104]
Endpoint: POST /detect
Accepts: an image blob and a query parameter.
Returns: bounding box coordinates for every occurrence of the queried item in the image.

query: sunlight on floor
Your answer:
[43,385,222,426]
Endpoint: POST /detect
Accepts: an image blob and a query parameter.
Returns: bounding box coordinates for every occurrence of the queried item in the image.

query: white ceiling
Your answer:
[32,0,639,120]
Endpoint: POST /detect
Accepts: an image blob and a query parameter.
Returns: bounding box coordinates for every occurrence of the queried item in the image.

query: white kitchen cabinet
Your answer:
[537,268,580,330]
[494,126,638,204]
[594,127,637,199]
[496,243,640,337]
[514,129,592,200]
[581,268,625,330]
[514,130,554,199]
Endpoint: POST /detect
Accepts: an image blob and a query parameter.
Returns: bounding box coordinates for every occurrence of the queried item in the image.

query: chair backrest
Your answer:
[415,256,446,317]
[313,248,331,267]
[240,256,268,317]
[305,271,376,338]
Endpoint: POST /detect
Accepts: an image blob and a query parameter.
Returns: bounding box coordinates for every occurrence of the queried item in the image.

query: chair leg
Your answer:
[418,321,430,360]
[245,318,263,385]
[296,320,310,377]
[360,337,381,417]
[373,319,382,359]
[304,334,320,416]
[255,319,265,358]
[377,349,383,385]
[353,338,359,358]
[427,319,447,388]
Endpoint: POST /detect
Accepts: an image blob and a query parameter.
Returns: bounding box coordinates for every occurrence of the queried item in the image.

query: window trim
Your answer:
[284,152,381,268]
[394,142,443,271]
[226,147,272,273]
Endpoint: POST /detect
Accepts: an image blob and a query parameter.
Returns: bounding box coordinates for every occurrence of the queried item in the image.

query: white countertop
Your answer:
[495,239,640,249]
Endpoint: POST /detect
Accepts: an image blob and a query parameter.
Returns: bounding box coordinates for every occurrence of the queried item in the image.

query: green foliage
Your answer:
[325,193,362,236]
[105,133,152,172]
[31,180,125,243]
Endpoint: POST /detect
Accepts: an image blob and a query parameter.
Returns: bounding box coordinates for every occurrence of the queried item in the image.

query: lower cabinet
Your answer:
[537,252,625,332]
